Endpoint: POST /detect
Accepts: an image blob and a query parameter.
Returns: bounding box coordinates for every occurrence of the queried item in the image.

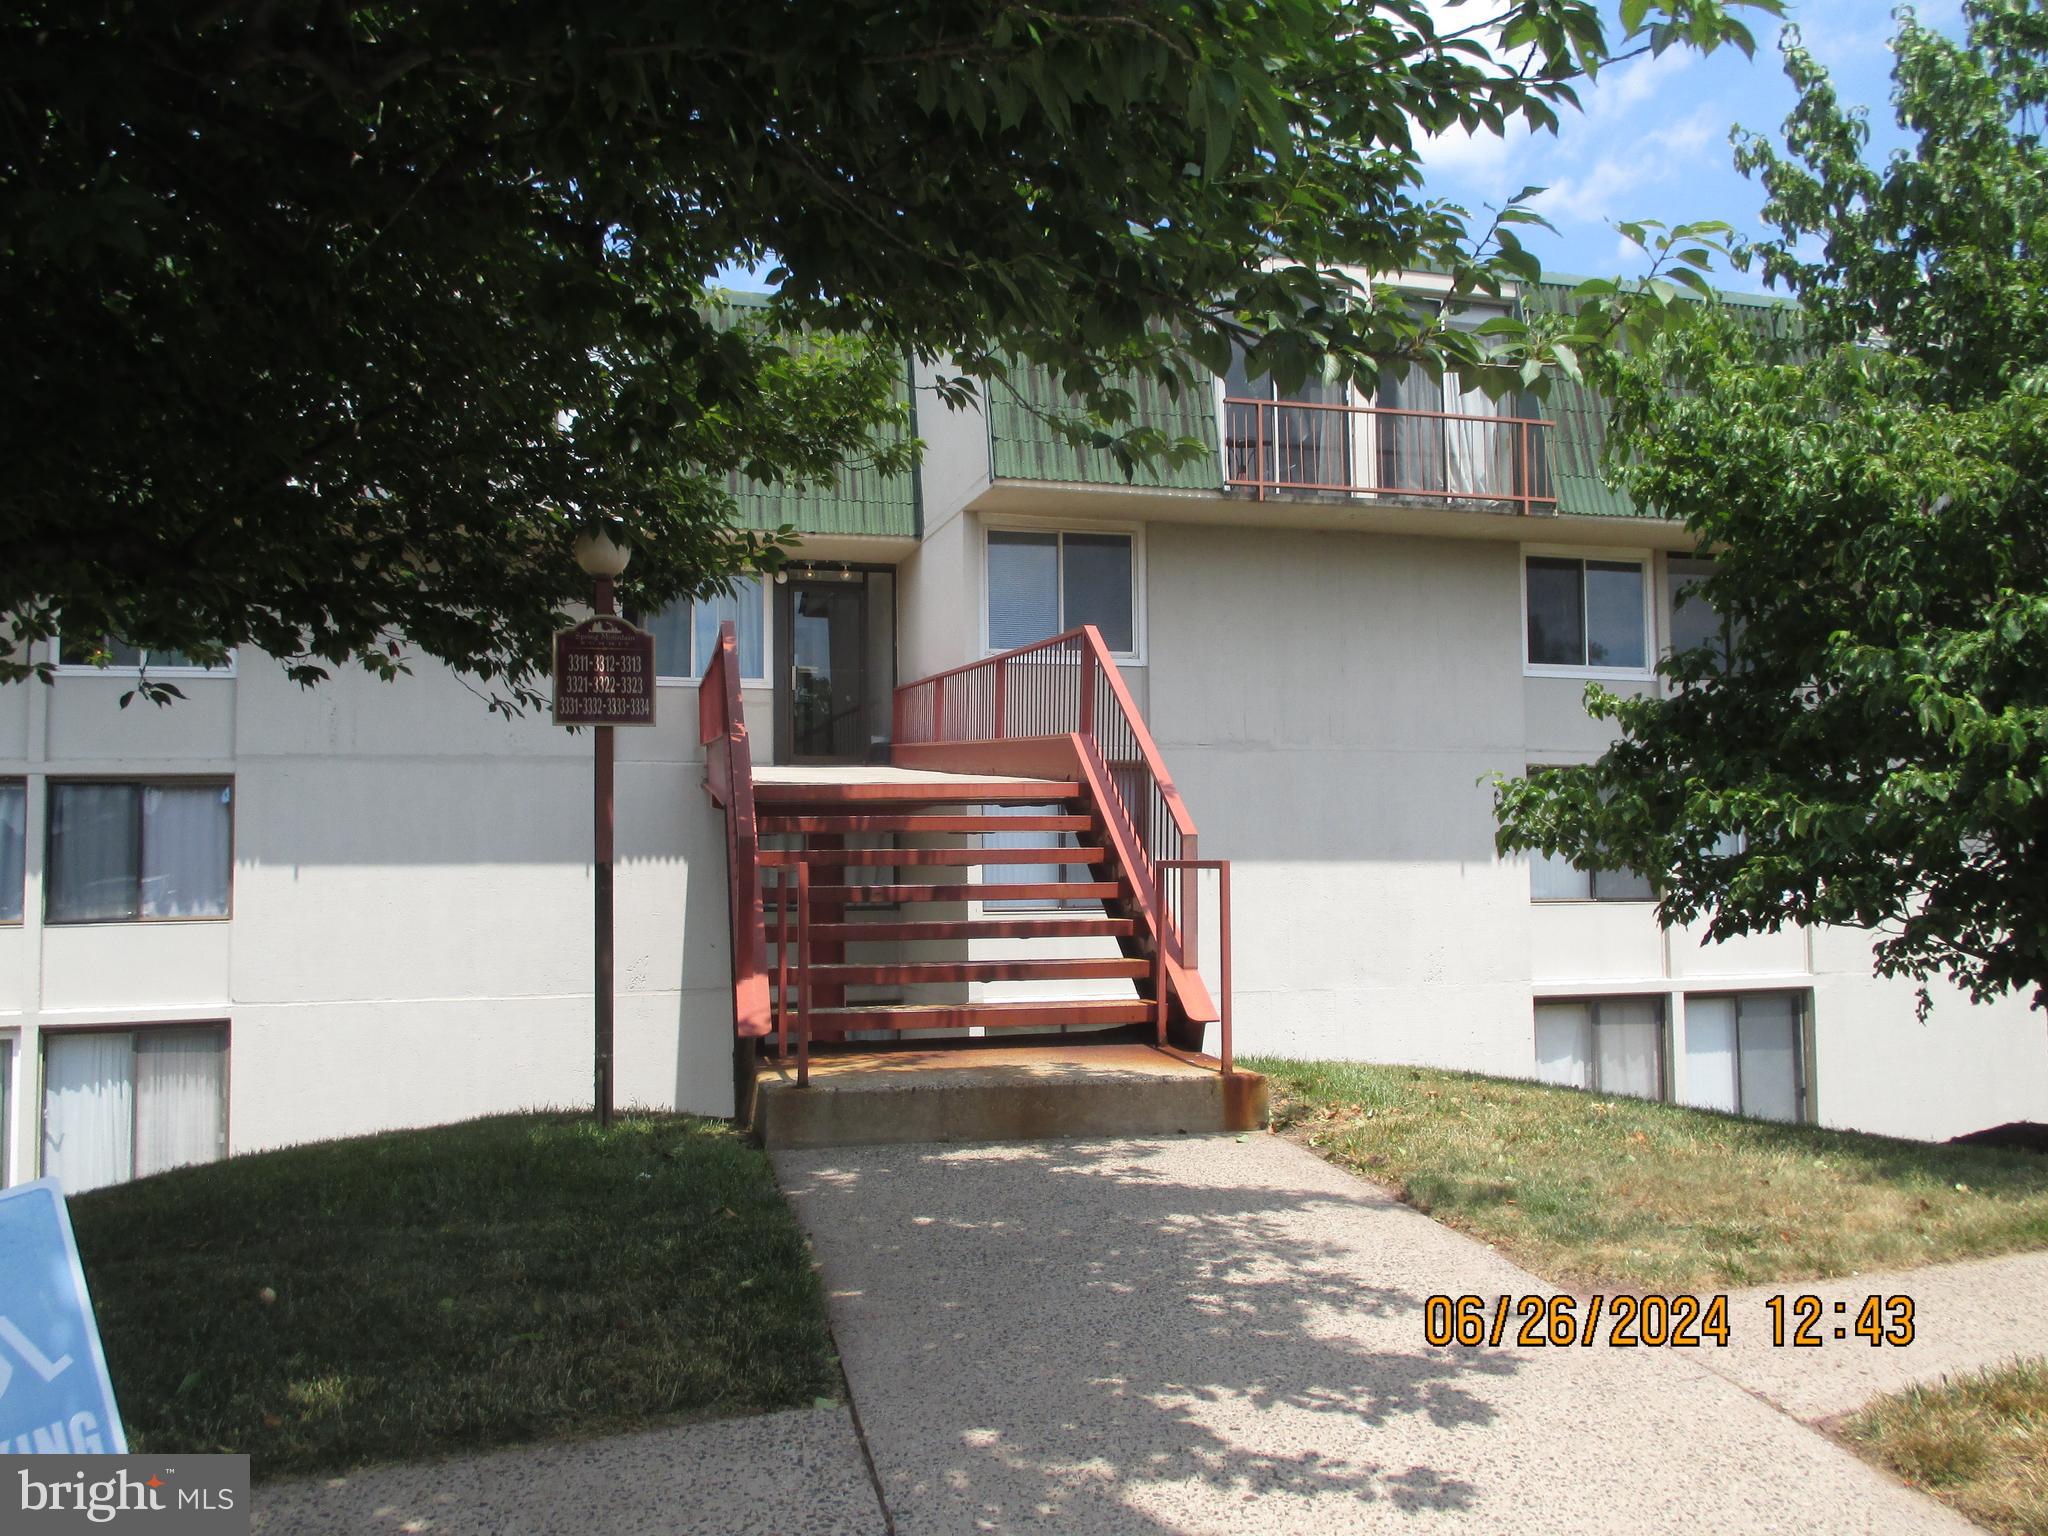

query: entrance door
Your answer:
[783,581,868,762]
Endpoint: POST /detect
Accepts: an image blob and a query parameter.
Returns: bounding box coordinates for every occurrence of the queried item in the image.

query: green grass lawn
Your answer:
[1842,1358,2048,1536]
[1249,1057,2048,1290]
[68,1113,836,1480]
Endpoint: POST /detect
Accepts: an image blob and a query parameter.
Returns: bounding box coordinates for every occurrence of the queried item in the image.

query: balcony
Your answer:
[1222,396,1556,516]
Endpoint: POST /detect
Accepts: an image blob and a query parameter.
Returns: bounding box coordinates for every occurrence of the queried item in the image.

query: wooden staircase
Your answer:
[757,773,1156,1042]
[701,621,1239,1128]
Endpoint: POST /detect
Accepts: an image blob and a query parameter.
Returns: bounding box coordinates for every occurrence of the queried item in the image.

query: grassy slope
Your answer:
[69,1113,836,1479]
[1249,1057,2048,1289]
[1843,1358,2048,1536]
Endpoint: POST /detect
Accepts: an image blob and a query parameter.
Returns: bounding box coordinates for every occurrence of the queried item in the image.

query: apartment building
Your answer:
[4,278,2043,1191]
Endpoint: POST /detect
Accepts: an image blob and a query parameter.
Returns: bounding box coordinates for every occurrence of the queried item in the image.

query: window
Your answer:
[0,780,22,923]
[1534,997,1664,1100]
[987,529,1135,654]
[56,637,224,673]
[47,782,232,923]
[1526,554,1649,672]
[980,803,1088,912]
[1223,350,1351,489]
[644,575,767,682]
[1529,850,1653,902]
[0,1035,12,1186]
[1684,992,1805,1122]
[1666,558,1742,675]
[41,1026,228,1193]
[1525,769,1653,901]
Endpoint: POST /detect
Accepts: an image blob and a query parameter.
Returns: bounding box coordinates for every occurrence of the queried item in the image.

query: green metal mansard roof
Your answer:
[711,291,919,541]
[983,278,1801,522]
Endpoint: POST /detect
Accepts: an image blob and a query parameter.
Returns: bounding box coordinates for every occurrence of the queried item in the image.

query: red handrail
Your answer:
[893,625,1217,1029]
[1153,860,1231,1073]
[699,621,772,1037]
[1221,395,1556,513]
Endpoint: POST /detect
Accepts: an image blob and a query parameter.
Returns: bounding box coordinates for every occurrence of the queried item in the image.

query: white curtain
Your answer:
[1683,997,1741,1114]
[140,785,231,918]
[0,781,23,923]
[0,1040,12,1185]
[1529,850,1590,901]
[1533,1002,1591,1088]
[135,1029,227,1178]
[692,575,765,680]
[644,602,693,679]
[43,1032,133,1194]
[1738,994,1802,1122]
[1444,307,1513,500]
[48,784,140,922]
[1595,998,1662,1100]
[987,532,1061,650]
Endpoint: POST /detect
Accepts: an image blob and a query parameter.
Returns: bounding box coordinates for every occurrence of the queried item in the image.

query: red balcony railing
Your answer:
[1223,396,1556,514]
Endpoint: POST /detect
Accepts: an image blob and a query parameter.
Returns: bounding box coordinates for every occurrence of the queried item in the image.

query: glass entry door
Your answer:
[784,581,868,762]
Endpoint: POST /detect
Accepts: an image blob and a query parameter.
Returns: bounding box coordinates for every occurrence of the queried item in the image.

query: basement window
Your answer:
[1534,997,1665,1101]
[41,1025,228,1193]
[1683,992,1807,1123]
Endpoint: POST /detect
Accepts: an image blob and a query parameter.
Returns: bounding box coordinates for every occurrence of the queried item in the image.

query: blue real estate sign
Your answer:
[0,1179,126,1455]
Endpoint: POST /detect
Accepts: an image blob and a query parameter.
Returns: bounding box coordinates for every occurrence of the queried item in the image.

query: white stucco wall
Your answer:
[1130,518,2048,1141]
[0,649,759,1183]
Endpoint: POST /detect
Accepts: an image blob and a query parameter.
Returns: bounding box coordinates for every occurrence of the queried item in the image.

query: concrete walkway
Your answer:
[1717,1249,2048,1422]
[777,1134,1988,1535]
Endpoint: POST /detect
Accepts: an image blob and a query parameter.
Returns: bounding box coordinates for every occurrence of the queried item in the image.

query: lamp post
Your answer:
[572,527,632,1130]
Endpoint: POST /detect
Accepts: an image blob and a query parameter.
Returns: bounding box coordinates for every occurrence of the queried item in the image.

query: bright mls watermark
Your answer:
[3,1455,249,1534]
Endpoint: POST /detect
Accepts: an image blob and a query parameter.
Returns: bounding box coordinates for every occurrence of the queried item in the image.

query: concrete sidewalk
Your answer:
[1714,1248,2048,1421]
[777,1134,1982,1535]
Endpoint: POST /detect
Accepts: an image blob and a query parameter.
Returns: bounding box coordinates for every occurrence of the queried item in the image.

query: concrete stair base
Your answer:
[747,1040,1268,1150]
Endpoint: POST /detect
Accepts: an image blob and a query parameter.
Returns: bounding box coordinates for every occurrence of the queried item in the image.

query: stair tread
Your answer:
[761,847,1103,868]
[804,918,1138,941]
[760,814,1094,834]
[795,959,1152,984]
[808,1000,1153,1029]
[795,882,1120,904]
[754,781,1080,806]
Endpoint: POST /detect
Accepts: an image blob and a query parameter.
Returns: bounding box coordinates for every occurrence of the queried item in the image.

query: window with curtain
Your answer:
[1526,555,1649,671]
[979,803,1088,912]
[42,1027,228,1193]
[0,780,23,923]
[1223,348,1352,491]
[1683,992,1805,1122]
[0,1036,12,1185]
[1665,558,1744,679]
[1533,998,1666,1101]
[644,575,767,681]
[986,529,1134,654]
[56,637,223,672]
[47,781,232,923]
[1524,768,1653,902]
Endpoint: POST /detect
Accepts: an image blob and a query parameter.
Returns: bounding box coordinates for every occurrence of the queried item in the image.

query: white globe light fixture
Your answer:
[572,526,633,578]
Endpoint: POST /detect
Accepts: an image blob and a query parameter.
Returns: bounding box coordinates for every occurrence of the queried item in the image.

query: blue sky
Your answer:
[716,1,1959,297]
[1421,0,1965,291]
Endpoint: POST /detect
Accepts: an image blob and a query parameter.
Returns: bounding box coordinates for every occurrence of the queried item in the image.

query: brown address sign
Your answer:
[553,616,657,727]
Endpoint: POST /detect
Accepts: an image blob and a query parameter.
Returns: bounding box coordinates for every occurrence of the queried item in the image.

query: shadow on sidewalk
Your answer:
[781,1137,1528,1533]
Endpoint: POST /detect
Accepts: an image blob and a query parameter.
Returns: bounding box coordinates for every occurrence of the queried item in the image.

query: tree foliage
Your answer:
[1494,0,2048,1012]
[3,0,1771,706]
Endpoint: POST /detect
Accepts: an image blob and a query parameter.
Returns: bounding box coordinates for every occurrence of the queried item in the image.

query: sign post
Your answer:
[0,1180,125,1456]
[556,532,654,1129]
